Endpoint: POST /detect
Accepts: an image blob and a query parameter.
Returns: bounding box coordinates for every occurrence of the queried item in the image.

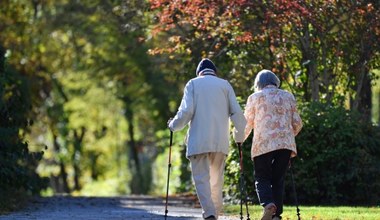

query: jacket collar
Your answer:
[263,85,277,89]
[198,69,216,76]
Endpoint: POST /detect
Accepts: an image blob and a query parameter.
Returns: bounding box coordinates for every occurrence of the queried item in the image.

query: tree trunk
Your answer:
[308,61,319,102]
[72,126,86,191]
[351,34,374,122]
[352,62,372,122]
[123,98,144,194]
[89,151,100,180]
[0,45,4,75]
[126,109,140,172]
[299,23,319,102]
[52,133,70,193]
[378,91,380,125]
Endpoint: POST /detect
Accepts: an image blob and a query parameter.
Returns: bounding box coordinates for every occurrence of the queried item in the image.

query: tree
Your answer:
[0,0,184,195]
[149,0,380,202]
[0,45,48,210]
[149,0,380,116]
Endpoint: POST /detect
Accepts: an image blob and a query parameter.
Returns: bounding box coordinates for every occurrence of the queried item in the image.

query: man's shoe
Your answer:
[261,203,276,220]
[204,215,216,220]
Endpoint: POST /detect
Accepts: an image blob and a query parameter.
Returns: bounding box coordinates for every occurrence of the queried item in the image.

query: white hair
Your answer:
[254,69,280,91]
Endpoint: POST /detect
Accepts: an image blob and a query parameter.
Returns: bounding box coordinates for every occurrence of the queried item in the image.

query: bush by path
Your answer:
[224,102,380,205]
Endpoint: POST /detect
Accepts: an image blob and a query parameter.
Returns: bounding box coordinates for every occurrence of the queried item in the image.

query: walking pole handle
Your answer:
[237,143,243,170]
[169,130,173,149]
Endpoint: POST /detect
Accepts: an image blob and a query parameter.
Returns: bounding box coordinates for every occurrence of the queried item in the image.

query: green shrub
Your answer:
[225,102,380,206]
[289,102,380,205]
[224,136,256,204]
[0,47,48,212]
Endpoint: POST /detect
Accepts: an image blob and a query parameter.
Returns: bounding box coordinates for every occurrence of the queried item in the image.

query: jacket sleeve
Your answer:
[243,95,254,141]
[169,81,195,131]
[227,83,247,143]
[290,94,303,136]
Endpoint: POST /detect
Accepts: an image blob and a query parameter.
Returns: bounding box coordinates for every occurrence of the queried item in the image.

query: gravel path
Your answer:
[0,195,242,220]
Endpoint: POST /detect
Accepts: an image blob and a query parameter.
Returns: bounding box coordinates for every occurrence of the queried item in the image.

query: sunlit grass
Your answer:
[224,204,380,220]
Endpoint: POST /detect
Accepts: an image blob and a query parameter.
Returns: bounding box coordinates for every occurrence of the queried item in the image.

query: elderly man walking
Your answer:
[168,58,246,220]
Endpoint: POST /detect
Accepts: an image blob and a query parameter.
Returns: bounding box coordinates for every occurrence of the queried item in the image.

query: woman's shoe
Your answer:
[204,215,216,220]
[261,203,277,220]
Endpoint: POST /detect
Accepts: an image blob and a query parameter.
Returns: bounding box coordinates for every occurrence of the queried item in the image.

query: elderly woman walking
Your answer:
[242,70,303,220]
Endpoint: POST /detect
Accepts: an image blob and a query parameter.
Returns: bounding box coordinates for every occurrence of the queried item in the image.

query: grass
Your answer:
[223,204,380,220]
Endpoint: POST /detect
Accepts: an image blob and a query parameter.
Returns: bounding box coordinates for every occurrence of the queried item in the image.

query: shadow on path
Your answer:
[0,195,239,219]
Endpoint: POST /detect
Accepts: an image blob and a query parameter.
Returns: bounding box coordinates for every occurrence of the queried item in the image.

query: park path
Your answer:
[0,195,243,220]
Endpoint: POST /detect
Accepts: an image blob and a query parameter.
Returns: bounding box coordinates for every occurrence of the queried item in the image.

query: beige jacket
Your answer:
[169,74,246,158]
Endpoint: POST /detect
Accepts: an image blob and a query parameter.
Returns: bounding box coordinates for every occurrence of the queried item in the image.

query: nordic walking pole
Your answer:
[164,130,173,219]
[289,160,301,220]
[237,143,250,220]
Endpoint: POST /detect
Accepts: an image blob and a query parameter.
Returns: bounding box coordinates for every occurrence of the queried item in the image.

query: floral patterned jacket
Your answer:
[244,85,303,158]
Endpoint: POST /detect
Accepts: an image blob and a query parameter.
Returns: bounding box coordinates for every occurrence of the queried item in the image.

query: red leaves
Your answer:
[235,32,252,43]
[149,0,251,32]
[148,0,254,55]
[149,0,380,57]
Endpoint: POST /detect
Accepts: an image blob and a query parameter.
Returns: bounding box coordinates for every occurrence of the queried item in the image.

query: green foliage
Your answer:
[372,69,380,124]
[1,0,379,204]
[224,139,256,204]
[150,129,191,196]
[225,102,380,206]
[289,102,380,205]
[150,0,380,119]
[0,48,48,211]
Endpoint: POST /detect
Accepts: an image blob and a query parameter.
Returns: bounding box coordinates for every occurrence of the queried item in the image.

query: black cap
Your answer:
[196,58,217,76]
